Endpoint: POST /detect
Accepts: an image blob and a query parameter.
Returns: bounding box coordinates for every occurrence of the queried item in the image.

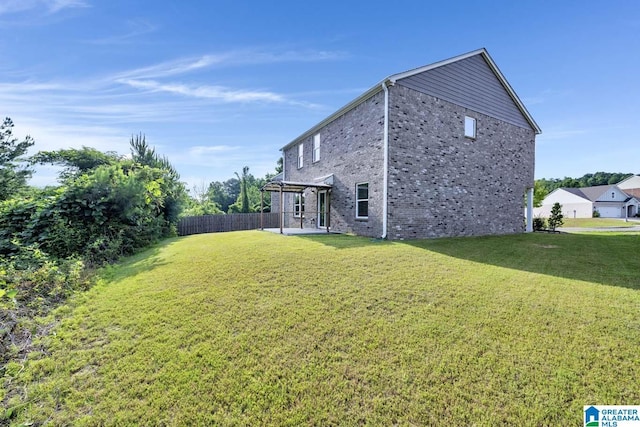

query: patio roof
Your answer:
[259,178,333,235]
[261,180,332,193]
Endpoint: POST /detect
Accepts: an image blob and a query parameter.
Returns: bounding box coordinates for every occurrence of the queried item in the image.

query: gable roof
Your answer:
[617,174,640,189]
[578,185,615,201]
[282,48,541,150]
[558,185,636,202]
[561,187,590,201]
[623,188,640,199]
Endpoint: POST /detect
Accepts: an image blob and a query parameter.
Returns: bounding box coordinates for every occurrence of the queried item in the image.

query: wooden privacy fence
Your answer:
[177,212,280,236]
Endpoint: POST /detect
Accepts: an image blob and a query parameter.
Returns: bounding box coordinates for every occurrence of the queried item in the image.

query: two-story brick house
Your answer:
[263,48,541,239]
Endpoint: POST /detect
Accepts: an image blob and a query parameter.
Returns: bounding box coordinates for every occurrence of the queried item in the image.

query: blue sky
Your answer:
[2,0,639,191]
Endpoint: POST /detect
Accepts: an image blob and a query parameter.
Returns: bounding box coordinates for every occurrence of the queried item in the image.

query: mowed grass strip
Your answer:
[8,231,640,425]
[561,217,639,228]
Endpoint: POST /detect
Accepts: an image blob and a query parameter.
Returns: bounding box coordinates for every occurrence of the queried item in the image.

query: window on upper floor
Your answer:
[297,143,304,169]
[464,116,476,139]
[356,182,369,219]
[313,133,320,163]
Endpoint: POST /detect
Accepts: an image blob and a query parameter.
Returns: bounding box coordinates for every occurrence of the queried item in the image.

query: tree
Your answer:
[129,134,187,227]
[31,146,120,180]
[230,166,251,213]
[548,202,564,232]
[208,179,238,213]
[182,181,222,216]
[533,181,548,208]
[0,118,34,201]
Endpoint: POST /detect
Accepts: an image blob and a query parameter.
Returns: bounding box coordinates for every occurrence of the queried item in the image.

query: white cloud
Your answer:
[113,49,347,80]
[189,145,238,155]
[0,0,88,15]
[48,0,88,13]
[84,19,157,45]
[112,55,227,80]
[118,79,287,103]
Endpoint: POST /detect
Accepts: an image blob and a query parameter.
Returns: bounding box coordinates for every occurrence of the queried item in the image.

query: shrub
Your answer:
[533,217,546,231]
[592,210,601,218]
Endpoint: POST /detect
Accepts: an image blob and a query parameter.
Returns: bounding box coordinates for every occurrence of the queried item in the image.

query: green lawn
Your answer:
[561,217,639,228]
[4,231,640,425]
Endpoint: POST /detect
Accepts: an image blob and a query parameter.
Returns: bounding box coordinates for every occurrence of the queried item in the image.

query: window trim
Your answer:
[355,182,369,220]
[297,143,304,169]
[293,193,305,218]
[312,133,320,163]
[464,116,477,139]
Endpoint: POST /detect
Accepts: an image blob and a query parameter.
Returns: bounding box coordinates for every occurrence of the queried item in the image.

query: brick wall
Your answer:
[387,84,535,239]
[282,92,385,237]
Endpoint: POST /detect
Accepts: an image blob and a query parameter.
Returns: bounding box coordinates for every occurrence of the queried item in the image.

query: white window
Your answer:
[297,143,304,168]
[313,133,320,163]
[464,116,476,139]
[356,183,369,219]
[294,194,305,217]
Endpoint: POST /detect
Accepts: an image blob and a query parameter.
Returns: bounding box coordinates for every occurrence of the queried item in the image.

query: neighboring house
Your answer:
[616,174,640,199]
[534,184,640,218]
[262,48,541,239]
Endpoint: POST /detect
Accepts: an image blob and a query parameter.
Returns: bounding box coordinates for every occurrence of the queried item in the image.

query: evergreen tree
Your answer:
[548,202,564,232]
[0,118,34,201]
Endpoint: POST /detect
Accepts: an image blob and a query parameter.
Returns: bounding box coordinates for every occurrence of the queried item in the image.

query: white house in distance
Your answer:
[617,174,640,199]
[534,183,640,219]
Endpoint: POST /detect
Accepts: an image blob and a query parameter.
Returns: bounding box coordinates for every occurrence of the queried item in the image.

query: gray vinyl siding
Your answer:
[396,54,532,130]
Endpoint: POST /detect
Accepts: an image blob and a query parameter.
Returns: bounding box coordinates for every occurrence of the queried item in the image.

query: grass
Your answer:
[4,230,640,425]
[561,217,639,228]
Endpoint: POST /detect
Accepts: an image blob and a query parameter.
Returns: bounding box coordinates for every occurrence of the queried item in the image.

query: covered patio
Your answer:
[260,179,333,234]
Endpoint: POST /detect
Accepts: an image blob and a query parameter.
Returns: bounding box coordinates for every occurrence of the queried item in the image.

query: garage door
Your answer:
[597,206,622,218]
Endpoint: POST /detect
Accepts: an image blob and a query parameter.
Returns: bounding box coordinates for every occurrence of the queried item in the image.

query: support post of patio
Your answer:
[279,185,284,234]
[326,190,331,233]
[260,191,265,230]
[260,179,332,235]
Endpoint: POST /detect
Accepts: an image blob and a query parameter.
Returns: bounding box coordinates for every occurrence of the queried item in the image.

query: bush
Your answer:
[533,217,546,231]
[1,244,92,368]
[592,210,601,218]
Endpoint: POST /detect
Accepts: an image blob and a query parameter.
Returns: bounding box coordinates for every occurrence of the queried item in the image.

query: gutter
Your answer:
[381,81,390,239]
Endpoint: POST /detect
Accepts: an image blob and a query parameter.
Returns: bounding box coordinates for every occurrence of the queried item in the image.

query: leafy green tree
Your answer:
[208,180,239,213]
[129,134,187,228]
[31,146,120,180]
[548,202,564,232]
[0,118,34,201]
[533,181,548,207]
[182,182,222,216]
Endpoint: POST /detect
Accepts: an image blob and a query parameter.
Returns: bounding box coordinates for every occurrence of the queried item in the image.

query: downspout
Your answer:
[381,81,390,239]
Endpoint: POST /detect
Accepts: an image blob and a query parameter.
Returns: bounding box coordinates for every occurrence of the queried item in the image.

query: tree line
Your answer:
[532,172,634,207]
[183,162,282,216]
[536,172,633,194]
